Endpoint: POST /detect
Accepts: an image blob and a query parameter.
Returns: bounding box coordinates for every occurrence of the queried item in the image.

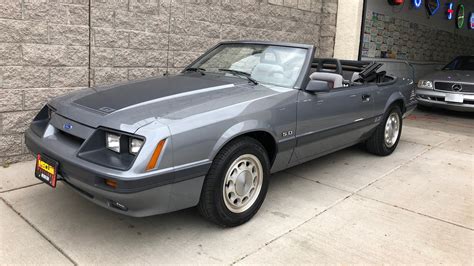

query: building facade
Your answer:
[0,0,338,165]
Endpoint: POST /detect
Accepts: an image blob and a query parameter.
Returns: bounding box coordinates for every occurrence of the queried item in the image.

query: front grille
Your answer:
[435,82,474,93]
[56,129,85,147]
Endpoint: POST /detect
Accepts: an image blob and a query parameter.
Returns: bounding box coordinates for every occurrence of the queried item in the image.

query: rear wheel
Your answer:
[366,105,402,156]
[198,137,270,227]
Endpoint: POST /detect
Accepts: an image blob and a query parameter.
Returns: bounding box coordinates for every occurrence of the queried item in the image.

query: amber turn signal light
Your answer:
[146,139,166,171]
[105,179,117,189]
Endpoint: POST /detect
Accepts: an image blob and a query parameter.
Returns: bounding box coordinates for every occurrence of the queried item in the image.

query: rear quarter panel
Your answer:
[373,77,416,116]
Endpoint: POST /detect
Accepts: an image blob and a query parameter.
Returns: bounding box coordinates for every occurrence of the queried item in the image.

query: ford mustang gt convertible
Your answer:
[26,41,417,226]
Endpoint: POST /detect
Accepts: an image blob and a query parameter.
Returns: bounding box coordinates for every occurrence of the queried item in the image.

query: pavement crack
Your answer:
[0,182,43,194]
[0,197,78,265]
[283,170,352,193]
[357,194,473,231]
[399,139,432,146]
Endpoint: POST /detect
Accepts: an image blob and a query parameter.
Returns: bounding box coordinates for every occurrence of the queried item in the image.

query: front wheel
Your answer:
[366,105,403,156]
[198,137,270,227]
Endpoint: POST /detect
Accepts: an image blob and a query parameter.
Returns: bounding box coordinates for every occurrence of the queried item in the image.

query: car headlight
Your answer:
[418,80,433,89]
[106,133,121,153]
[129,138,144,155]
[79,130,146,170]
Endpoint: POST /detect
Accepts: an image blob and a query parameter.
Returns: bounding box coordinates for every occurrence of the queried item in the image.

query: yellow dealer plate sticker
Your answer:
[38,160,55,175]
[35,154,58,188]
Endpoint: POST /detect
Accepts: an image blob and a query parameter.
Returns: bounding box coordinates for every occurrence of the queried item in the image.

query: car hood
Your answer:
[49,74,283,133]
[422,70,474,83]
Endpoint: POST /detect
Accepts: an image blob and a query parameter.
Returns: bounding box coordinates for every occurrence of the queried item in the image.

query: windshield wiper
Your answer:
[218,68,258,85]
[184,67,206,75]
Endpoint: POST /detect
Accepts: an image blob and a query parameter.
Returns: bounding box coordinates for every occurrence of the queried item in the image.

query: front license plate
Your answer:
[445,94,464,103]
[35,154,58,188]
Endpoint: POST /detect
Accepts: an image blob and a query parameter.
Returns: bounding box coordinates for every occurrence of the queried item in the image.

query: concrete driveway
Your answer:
[1,109,473,264]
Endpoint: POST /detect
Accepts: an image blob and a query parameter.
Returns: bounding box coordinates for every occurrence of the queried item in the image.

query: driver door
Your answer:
[294,84,376,163]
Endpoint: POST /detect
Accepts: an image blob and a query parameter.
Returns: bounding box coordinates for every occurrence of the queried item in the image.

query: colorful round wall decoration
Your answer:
[456,4,465,29]
[413,0,422,8]
[425,0,440,16]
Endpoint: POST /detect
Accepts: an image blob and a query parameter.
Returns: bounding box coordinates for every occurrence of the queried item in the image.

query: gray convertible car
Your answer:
[26,41,416,226]
[416,56,474,112]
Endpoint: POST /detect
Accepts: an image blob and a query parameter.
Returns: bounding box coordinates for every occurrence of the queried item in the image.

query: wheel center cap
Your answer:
[235,170,252,196]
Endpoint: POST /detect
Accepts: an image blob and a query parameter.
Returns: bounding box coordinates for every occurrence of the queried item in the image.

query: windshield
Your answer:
[443,56,474,71]
[190,44,308,88]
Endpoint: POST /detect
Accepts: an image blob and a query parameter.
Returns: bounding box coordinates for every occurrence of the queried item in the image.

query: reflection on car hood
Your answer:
[49,74,284,133]
[422,70,474,83]
[74,75,234,113]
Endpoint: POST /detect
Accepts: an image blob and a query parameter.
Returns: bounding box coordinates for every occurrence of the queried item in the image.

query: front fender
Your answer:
[210,120,278,160]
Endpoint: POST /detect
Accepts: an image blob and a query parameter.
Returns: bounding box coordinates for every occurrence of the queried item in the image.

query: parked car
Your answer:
[416,56,474,112]
[25,41,416,226]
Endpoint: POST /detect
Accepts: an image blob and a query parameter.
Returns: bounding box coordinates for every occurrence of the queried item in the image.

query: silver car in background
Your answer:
[416,56,474,112]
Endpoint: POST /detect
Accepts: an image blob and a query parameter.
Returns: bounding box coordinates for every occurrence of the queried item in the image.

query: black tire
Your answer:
[366,105,403,156]
[198,137,270,227]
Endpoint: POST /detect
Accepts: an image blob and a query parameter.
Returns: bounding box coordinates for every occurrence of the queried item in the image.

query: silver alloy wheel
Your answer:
[223,154,263,213]
[384,112,400,148]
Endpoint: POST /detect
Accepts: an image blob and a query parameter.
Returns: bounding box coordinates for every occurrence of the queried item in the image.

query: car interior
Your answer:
[249,48,306,88]
[251,50,288,86]
[309,58,395,89]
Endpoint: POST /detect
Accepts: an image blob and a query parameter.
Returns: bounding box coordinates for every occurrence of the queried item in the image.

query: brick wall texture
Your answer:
[0,0,338,165]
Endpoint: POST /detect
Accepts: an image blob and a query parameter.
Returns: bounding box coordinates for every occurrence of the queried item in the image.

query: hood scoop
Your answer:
[74,75,230,113]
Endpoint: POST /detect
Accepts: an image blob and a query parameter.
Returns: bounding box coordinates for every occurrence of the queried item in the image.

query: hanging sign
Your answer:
[446,2,454,20]
[413,0,422,8]
[426,0,440,15]
[456,4,465,29]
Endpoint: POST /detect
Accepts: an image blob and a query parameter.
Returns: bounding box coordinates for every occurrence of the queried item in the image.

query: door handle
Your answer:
[362,94,371,102]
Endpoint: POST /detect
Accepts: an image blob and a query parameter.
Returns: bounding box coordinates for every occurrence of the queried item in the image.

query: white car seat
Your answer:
[251,51,286,85]
[309,72,344,89]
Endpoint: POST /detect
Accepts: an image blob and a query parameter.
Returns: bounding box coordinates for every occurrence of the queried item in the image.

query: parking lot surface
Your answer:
[1,108,473,264]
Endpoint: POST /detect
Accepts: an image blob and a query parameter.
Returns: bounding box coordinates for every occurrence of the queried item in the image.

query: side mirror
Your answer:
[305,80,331,93]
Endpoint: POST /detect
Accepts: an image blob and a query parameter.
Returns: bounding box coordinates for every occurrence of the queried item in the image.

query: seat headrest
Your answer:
[309,72,343,89]
[260,51,278,64]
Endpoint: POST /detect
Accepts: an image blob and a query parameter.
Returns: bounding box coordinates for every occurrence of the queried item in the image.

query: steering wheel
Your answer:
[316,58,343,75]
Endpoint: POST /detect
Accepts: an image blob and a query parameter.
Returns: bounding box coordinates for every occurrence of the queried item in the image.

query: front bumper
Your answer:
[25,128,210,217]
[416,89,474,112]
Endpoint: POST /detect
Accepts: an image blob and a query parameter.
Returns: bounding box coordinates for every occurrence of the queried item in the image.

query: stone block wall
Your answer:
[0,0,90,164]
[0,0,338,165]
